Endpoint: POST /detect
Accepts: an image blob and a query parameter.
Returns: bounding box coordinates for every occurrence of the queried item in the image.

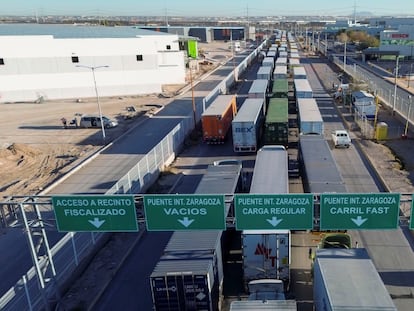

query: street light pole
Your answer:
[373,90,379,139]
[407,63,414,88]
[76,64,109,143]
[189,61,196,129]
[317,32,320,53]
[312,28,315,52]
[343,39,347,73]
[393,55,399,114]
[404,95,412,138]
[305,27,309,50]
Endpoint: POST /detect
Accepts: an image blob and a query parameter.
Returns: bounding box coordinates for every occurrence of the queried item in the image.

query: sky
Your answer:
[2,0,414,17]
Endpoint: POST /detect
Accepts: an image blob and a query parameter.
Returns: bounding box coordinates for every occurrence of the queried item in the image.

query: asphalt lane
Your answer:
[95,231,173,311]
[0,52,251,300]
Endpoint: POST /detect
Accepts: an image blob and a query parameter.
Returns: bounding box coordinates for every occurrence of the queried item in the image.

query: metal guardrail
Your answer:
[332,56,414,136]
[0,228,105,311]
[0,44,267,310]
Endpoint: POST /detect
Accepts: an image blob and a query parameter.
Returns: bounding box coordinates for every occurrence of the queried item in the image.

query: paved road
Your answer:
[0,53,249,298]
[305,55,414,311]
[91,50,414,311]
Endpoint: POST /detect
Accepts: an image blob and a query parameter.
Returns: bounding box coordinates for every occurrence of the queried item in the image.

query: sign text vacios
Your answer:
[144,194,226,231]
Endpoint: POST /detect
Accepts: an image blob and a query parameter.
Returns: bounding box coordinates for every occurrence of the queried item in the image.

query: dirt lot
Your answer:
[0,42,233,197]
[0,95,176,196]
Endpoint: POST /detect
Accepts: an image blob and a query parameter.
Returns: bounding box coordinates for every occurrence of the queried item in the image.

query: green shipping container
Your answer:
[264,98,288,146]
[272,79,288,98]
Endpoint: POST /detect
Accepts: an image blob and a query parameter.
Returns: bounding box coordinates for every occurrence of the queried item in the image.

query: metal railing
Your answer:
[332,56,414,138]
[0,44,266,310]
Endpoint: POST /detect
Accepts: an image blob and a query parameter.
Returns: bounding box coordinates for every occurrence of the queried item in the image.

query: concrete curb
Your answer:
[86,175,183,310]
[86,230,146,311]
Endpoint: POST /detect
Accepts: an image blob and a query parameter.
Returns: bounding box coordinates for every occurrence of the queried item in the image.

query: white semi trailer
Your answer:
[313,248,397,311]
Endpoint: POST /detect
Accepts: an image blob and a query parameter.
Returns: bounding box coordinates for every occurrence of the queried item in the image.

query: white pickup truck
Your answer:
[332,130,351,148]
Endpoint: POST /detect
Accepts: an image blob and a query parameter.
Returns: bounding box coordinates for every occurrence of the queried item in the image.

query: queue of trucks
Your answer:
[150,161,243,311]
[151,29,397,311]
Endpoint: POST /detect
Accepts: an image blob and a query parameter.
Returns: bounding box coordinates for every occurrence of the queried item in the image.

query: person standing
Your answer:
[61,117,67,129]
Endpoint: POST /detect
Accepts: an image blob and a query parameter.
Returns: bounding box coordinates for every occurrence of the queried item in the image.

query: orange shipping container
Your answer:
[202,95,237,144]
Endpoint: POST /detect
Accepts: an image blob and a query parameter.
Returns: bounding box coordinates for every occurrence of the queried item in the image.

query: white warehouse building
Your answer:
[380,25,414,58]
[0,30,185,103]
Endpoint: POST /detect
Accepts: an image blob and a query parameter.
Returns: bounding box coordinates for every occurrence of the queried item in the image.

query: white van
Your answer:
[79,114,118,128]
[332,130,351,148]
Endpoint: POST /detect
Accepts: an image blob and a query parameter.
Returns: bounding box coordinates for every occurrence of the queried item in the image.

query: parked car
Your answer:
[79,114,118,128]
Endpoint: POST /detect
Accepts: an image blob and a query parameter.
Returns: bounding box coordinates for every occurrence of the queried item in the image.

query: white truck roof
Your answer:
[314,249,397,311]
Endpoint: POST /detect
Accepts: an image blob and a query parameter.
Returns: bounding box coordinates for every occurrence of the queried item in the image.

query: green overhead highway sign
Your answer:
[234,194,314,230]
[320,193,400,230]
[52,195,138,232]
[410,194,414,230]
[144,194,226,231]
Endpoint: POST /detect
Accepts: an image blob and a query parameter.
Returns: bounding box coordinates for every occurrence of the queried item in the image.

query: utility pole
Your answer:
[407,63,414,88]
[373,90,379,139]
[393,55,399,114]
[343,39,347,73]
[76,65,109,143]
[404,95,412,138]
[189,61,197,129]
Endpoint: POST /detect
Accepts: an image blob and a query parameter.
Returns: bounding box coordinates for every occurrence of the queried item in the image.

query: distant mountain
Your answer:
[356,11,374,17]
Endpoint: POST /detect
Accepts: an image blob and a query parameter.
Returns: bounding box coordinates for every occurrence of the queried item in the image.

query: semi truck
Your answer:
[257,66,273,81]
[271,78,288,98]
[201,94,237,143]
[293,66,307,79]
[288,58,300,70]
[242,230,291,292]
[351,90,377,120]
[150,161,243,311]
[150,259,219,311]
[275,57,288,67]
[262,57,275,69]
[248,79,269,106]
[273,65,287,80]
[297,98,323,135]
[263,97,289,146]
[313,248,397,311]
[232,98,265,152]
[294,79,313,98]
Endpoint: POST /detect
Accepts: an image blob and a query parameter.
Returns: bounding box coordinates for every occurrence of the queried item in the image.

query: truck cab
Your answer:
[247,279,286,301]
[332,130,351,148]
[319,233,352,249]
